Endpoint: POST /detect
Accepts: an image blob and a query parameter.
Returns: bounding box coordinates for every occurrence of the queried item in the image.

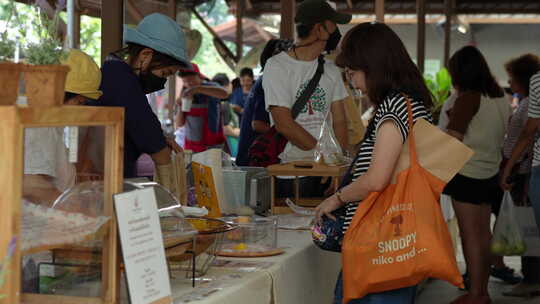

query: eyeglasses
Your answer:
[344,67,355,81]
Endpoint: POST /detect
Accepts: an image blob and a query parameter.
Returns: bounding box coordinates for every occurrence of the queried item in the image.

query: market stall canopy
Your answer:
[213,18,275,47]
[227,0,540,17]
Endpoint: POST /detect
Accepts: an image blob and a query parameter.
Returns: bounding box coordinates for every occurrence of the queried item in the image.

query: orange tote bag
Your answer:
[342,99,464,303]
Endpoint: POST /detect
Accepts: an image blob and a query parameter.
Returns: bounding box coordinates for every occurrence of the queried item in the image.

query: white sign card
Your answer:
[115,188,172,304]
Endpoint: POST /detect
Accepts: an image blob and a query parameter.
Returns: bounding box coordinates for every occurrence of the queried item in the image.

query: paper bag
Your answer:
[191,149,228,214]
[192,162,221,218]
[392,118,474,183]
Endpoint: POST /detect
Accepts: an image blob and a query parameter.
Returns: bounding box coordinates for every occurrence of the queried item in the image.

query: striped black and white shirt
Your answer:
[342,91,433,233]
[528,73,540,167]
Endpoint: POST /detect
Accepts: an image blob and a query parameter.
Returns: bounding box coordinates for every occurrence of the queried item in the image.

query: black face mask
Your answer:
[325,28,342,53]
[139,71,167,94]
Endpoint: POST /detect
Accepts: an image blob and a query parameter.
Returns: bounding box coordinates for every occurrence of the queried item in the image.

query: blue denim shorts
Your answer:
[334,271,417,304]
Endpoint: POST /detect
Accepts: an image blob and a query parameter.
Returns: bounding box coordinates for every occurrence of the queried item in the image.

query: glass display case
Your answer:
[0,106,124,304]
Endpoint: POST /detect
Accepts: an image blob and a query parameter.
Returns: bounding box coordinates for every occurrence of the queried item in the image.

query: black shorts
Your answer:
[443,173,503,205]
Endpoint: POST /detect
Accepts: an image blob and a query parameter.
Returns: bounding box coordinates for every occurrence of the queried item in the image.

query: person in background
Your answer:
[231,77,241,92]
[23,49,102,206]
[443,46,511,304]
[230,67,255,121]
[263,0,350,197]
[213,73,233,94]
[98,13,186,196]
[212,73,241,157]
[235,40,291,166]
[499,54,540,298]
[177,63,229,152]
[315,22,434,304]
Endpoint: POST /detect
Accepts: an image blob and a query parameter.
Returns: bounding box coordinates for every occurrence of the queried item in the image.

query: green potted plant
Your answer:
[424,68,452,124]
[22,1,69,107]
[0,0,23,105]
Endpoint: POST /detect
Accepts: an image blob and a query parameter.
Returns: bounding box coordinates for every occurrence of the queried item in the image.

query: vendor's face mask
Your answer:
[139,71,167,94]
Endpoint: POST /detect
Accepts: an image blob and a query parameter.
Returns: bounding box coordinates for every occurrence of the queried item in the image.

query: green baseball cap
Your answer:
[295,0,352,25]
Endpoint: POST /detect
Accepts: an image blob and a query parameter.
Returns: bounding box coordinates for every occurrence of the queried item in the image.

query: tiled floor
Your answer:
[417,276,540,304]
[417,251,539,303]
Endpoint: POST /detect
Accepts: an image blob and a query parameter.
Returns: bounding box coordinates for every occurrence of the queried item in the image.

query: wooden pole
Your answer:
[444,0,453,67]
[101,0,124,63]
[0,108,22,304]
[73,9,81,48]
[280,0,295,39]
[375,0,385,23]
[168,0,177,128]
[192,9,238,63]
[416,0,426,74]
[126,0,144,23]
[236,0,245,61]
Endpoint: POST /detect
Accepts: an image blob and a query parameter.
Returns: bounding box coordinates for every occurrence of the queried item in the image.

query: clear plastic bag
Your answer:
[491,191,527,256]
[314,111,346,165]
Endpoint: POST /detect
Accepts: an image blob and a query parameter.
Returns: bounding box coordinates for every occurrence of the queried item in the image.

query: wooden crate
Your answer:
[267,162,349,214]
[0,105,124,304]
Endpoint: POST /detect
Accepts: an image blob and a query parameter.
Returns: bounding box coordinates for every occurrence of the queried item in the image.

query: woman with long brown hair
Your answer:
[443,46,512,304]
[315,22,433,304]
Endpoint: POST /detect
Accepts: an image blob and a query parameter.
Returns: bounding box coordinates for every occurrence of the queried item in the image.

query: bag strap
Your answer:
[402,93,419,166]
[290,56,325,120]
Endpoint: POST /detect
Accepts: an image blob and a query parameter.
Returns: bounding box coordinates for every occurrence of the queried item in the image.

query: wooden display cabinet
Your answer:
[0,106,124,304]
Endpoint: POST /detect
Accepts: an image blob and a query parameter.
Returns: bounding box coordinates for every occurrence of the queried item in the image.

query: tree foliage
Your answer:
[0,1,100,65]
[192,0,237,79]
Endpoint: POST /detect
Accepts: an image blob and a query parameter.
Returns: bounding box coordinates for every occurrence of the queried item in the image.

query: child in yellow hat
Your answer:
[62,49,102,104]
[23,49,102,205]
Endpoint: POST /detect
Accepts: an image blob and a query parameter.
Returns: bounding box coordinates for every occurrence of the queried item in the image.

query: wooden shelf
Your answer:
[267,161,349,177]
[268,161,350,215]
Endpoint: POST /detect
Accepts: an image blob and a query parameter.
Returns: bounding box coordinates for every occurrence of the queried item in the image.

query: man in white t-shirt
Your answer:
[263,0,351,163]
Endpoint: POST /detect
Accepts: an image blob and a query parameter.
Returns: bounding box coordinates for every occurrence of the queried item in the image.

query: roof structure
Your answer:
[14,0,212,18]
[242,0,540,15]
[213,18,275,47]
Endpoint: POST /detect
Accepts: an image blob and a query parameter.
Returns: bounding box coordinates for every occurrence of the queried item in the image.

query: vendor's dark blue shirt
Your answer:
[236,77,270,166]
[98,55,167,178]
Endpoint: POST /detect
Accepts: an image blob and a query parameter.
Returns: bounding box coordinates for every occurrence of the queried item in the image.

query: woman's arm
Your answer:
[224,124,240,137]
[23,174,62,207]
[315,120,404,221]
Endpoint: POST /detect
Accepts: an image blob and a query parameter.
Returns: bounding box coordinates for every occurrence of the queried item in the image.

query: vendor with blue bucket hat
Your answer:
[98,13,189,191]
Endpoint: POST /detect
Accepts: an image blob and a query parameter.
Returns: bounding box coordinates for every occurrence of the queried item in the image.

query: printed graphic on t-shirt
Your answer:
[294,82,329,134]
[296,82,328,115]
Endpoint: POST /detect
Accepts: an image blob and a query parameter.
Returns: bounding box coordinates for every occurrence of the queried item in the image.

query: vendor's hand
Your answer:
[166,138,183,153]
[315,194,342,224]
[500,163,513,191]
[182,87,200,99]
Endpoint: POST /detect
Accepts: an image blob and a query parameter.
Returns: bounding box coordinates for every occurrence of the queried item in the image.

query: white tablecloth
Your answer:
[172,230,341,304]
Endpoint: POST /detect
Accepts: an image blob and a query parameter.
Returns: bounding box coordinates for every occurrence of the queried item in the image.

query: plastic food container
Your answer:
[218,216,281,257]
[168,217,235,277]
